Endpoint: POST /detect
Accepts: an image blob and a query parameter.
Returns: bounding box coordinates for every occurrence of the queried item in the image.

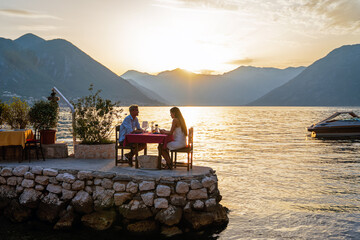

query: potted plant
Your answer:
[29,100,59,144]
[72,84,122,158]
[3,97,30,129]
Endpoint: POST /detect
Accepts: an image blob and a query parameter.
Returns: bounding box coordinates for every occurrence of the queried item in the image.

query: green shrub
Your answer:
[29,100,59,130]
[3,97,30,129]
[0,100,4,126]
[73,85,123,144]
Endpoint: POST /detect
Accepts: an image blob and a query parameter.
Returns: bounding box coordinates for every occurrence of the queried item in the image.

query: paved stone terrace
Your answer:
[0,158,212,178]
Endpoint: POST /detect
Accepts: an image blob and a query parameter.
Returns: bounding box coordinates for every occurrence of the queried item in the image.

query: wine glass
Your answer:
[142,121,148,132]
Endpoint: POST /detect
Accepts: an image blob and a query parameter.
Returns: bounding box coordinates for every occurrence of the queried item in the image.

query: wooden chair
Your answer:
[115,125,147,166]
[24,129,45,162]
[170,127,193,171]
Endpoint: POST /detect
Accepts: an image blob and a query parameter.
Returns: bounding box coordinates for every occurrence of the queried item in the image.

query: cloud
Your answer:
[154,0,239,11]
[0,8,60,20]
[302,0,360,29]
[226,58,253,65]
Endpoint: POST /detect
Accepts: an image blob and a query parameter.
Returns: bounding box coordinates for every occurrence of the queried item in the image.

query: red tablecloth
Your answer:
[124,133,173,148]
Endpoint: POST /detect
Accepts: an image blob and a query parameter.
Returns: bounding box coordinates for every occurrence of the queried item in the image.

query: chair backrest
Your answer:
[115,125,120,142]
[188,127,193,150]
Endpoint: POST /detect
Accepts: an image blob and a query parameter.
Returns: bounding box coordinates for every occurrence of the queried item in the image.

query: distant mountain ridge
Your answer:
[0,33,162,105]
[249,44,360,106]
[122,66,305,105]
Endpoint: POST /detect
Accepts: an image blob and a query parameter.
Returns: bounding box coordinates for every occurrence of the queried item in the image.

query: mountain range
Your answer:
[122,66,305,105]
[0,33,162,105]
[1,33,359,106]
[249,44,360,106]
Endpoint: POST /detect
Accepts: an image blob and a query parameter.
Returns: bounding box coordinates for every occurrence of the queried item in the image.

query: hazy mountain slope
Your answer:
[249,44,360,106]
[0,33,162,105]
[122,67,305,105]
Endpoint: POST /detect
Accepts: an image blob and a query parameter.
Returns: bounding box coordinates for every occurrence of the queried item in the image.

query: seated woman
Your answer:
[159,107,187,169]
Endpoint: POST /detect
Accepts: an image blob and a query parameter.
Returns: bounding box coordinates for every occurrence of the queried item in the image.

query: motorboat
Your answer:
[307,111,360,138]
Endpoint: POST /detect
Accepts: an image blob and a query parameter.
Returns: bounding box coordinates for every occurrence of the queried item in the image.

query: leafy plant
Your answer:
[29,100,59,130]
[73,85,123,144]
[3,97,30,129]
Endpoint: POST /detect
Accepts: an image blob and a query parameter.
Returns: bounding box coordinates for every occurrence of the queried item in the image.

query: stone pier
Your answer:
[0,158,228,237]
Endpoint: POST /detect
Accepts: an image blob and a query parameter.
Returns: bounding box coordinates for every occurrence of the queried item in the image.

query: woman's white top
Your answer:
[167,127,186,150]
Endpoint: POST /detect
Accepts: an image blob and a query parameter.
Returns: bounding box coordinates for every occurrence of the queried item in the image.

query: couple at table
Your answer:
[119,104,187,169]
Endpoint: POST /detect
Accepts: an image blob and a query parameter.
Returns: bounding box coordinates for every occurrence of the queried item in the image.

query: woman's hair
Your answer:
[170,107,187,136]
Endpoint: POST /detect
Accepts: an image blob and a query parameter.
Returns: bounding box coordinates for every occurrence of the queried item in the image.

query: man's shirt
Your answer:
[119,114,140,142]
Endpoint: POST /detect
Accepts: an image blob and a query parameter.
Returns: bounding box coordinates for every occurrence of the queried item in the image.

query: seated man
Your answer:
[119,104,146,160]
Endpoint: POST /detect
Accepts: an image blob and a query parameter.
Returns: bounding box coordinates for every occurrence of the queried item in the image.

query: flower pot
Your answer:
[40,129,56,144]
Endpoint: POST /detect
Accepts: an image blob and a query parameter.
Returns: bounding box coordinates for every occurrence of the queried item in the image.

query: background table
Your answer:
[124,133,172,169]
[0,129,34,148]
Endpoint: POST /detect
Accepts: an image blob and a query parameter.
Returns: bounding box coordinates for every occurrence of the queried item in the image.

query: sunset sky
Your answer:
[0,0,359,75]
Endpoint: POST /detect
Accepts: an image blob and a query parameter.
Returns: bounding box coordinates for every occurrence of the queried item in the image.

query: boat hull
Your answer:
[308,126,360,137]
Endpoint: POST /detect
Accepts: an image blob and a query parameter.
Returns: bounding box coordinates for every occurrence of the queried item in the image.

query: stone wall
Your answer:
[0,165,228,236]
[74,144,115,159]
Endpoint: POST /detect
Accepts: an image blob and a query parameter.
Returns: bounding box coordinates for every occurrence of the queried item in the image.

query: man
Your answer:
[119,104,146,160]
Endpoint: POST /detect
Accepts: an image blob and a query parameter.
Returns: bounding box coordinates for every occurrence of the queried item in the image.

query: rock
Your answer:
[156,185,171,197]
[161,226,183,237]
[86,180,93,185]
[101,178,113,189]
[4,199,32,222]
[187,188,208,200]
[81,210,116,230]
[21,179,35,188]
[72,180,85,191]
[94,189,115,210]
[35,185,44,191]
[94,178,102,185]
[85,186,93,194]
[12,166,29,176]
[176,181,189,194]
[35,175,49,185]
[1,167,13,177]
[193,200,204,210]
[139,181,155,191]
[24,172,35,179]
[71,191,93,213]
[49,177,59,184]
[37,193,64,223]
[0,176,6,184]
[61,189,76,200]
[170,194,187,206]
[0,185,17,199]
[63,173,76,183]
[62,182,71,190]
[54,210,75,230]
[202,176,217,188]
[43,168,58,176]
[7,176,18,186]
[16,185,24,194]
[141,192,154,206]
[56,173,65,182]
[154,198,168,209]
[126,182,138,193]
[190,180,203,189]
[184,204,228,230]
[126,220,158,234]
[30,166,43,175]
[113,182,126,192]
[19,188,41,208]
[114,192,132,206]
[46,184,62,194]
[118,200,153,220]
[155,205,182,226]
[205,198,217,210]
[77,171,93,180]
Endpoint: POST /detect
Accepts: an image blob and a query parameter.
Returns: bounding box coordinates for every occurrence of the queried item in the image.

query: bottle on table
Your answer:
[154,124,159,134]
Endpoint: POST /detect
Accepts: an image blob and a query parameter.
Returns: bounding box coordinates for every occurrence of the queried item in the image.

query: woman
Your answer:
[159,107,187,169]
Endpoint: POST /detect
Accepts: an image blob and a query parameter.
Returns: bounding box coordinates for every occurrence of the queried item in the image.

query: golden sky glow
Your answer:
[0,0,360,75]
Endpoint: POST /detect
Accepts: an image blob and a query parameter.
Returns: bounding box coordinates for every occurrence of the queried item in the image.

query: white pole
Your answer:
[52,87,76,146]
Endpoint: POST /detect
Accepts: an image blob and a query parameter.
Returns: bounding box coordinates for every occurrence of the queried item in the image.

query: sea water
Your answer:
[28,107,360,238]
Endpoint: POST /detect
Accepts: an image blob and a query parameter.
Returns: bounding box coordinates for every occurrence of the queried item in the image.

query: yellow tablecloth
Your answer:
[0,130,34,148]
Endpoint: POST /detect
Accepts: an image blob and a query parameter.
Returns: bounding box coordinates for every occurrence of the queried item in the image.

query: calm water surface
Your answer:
[57,106,360,239]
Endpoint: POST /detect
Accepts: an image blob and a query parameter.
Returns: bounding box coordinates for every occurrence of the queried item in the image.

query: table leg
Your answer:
[158,143,162,170]
[135,143,139,168]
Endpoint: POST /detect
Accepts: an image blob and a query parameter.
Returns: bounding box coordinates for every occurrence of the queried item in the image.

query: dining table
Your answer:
[0,129,34,160]
[124,133,173,169]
